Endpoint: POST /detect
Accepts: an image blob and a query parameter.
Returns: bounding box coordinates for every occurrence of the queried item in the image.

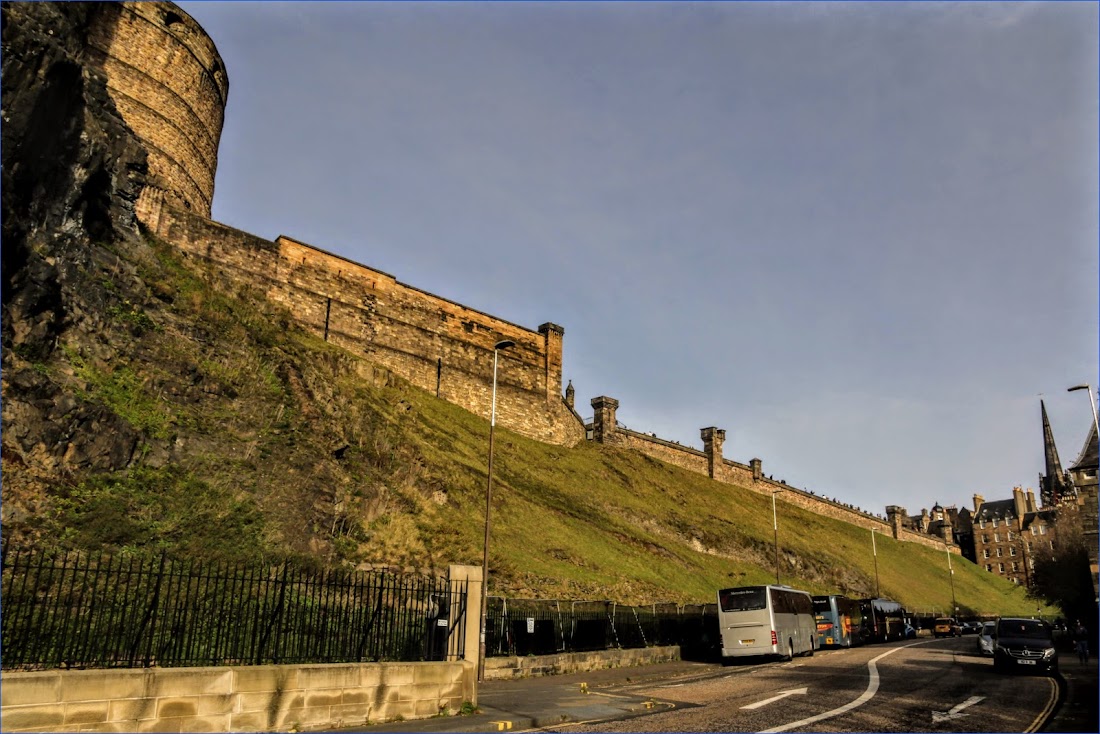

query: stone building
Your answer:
[1067,422,1099,598]
[971,488,1056,586]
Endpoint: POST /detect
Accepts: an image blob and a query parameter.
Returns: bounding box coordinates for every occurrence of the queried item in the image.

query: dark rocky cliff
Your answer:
[2,1,150,530]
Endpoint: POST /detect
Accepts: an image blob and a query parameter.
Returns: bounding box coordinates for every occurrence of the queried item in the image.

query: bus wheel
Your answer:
[807,639,815,657]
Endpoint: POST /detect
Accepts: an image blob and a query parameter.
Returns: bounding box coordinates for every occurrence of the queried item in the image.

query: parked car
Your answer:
[904,624,917,639]
[993,617,1058,675]
[934,617,961,638]
[961,621,980,635]
[977,622,995,656]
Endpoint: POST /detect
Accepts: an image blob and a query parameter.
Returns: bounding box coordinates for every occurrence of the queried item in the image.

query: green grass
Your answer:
[8,232,1049,616]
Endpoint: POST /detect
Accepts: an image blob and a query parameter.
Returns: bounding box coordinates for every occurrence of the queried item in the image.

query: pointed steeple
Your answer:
[1040,400,1070,507]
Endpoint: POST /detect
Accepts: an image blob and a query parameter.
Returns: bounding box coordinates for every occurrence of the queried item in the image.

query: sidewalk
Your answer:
[1046,657,1099,733]
[337,660,714,733]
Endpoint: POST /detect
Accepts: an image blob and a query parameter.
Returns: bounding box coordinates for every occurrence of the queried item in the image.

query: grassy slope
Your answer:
[13,233,1046,616]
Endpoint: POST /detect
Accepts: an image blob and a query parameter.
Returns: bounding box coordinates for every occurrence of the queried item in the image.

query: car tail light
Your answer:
[771,630,778,646]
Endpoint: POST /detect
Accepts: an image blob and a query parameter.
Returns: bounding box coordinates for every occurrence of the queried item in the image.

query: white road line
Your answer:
[741,688,808,710]
[757,645,911,733]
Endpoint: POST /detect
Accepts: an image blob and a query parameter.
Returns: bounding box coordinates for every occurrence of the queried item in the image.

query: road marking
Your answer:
[758,643,922,732]
[489,721,513,730]
[1024,677,1059,733]
[741,688,809,710]
[931,695,984,723]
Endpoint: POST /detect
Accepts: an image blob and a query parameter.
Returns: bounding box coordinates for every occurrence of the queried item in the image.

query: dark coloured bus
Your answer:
[858,598,906,643]
[812,594,863,648]
[718,585,816,661]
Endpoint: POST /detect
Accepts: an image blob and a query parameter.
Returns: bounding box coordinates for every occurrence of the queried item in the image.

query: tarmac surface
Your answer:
[334,654,1097,733]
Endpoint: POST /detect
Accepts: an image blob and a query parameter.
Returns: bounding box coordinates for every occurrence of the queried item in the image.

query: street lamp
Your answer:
[1068,384,1100,440]
[945,540,958,619]
[871,528,880,598]
[772,489,783,585]
[478,339,514,682]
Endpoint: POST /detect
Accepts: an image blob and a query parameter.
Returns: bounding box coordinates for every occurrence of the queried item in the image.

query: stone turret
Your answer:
[700,427,725,479]
[590,396,620,444]
[87,2,228,218]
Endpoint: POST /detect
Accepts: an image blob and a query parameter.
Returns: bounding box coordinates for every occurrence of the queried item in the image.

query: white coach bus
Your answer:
[717,585,816,661]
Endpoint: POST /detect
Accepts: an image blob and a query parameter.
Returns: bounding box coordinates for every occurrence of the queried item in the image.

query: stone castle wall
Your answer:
[114,2,951,552]
[143,200,585,446]
[589,396,961,555]
[87,2,227,217]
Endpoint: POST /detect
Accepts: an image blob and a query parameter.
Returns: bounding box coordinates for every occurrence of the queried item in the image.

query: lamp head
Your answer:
[1068,384,1091,392]
[495,339,516,350]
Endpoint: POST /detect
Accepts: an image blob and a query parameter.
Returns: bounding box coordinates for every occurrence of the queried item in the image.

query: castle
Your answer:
[93,2,1098,560]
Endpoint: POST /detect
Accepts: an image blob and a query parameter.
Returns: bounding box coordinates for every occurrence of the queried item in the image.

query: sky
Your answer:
[177,1,1098,518]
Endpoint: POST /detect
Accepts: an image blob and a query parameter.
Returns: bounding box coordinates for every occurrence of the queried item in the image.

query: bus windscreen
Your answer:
[719,587,767,612]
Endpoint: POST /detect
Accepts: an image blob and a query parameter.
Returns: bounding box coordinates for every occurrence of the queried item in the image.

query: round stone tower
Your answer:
[85,1,228,217]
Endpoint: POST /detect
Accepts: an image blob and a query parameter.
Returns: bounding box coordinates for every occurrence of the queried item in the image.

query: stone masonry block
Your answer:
[303,689,343,710]
[232,666,298,693]
[412,662,459,686]
[227,711,270,732]
[107,696,157,723]
[173,714,232,733]
[378,664,415,689]
[133,715,183,733]
[298,665,354,690]
[58,670,146,703]
[1,704,66,731]
[328,702,373,725]
[148,669,233,698]
[1,673,61,706]
[62,702,110,726]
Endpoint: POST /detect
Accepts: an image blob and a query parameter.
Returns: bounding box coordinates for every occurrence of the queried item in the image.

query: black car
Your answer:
[993,617,1058,675]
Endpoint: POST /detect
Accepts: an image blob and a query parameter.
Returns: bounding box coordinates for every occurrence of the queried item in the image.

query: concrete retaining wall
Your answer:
[483,645,682,681]
[0,661,476,733]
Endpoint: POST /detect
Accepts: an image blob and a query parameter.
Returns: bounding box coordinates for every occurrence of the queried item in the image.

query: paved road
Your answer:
[345,635,1096,733]
[566,637,1058,732]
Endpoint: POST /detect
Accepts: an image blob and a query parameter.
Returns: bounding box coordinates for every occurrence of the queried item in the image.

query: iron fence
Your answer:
[485,598,719,661]
[0,544,466,671]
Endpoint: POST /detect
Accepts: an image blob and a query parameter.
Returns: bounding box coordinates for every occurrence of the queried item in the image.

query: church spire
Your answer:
[1040,400,1070,507]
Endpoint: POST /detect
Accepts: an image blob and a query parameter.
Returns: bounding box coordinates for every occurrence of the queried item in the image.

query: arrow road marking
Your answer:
[932,695,985,724]
[741,688,808,710]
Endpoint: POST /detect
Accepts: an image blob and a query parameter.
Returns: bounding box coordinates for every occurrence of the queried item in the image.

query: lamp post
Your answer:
[871,528,880,598]
[1068,383,1100,440]
[945,539,958,619]
[772,489,783,585]
[478,339,514,683]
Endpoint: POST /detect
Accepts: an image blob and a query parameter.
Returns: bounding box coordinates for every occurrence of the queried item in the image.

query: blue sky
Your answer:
[178,1,1098,518]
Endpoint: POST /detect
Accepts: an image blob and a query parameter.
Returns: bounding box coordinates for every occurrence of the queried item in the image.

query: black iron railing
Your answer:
[485,598,719,660]
[1,544,466,671]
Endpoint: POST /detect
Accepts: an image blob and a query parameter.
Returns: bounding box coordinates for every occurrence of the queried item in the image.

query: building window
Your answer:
[1007,531,1014,541]
[986,564,993,572]
[983,534,989,543]
[998,563,1005,573]
[980,520,986,529]
[996,548,1003,557]
[994,532,1000,542]
[1029,558,1035,569]
[1010,546,1017,556]
[983,549,990,559]
[1039,525,1046,535]
[1031,525,1037,535]
[1012,562,1019,572]
[993,518,999,528]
